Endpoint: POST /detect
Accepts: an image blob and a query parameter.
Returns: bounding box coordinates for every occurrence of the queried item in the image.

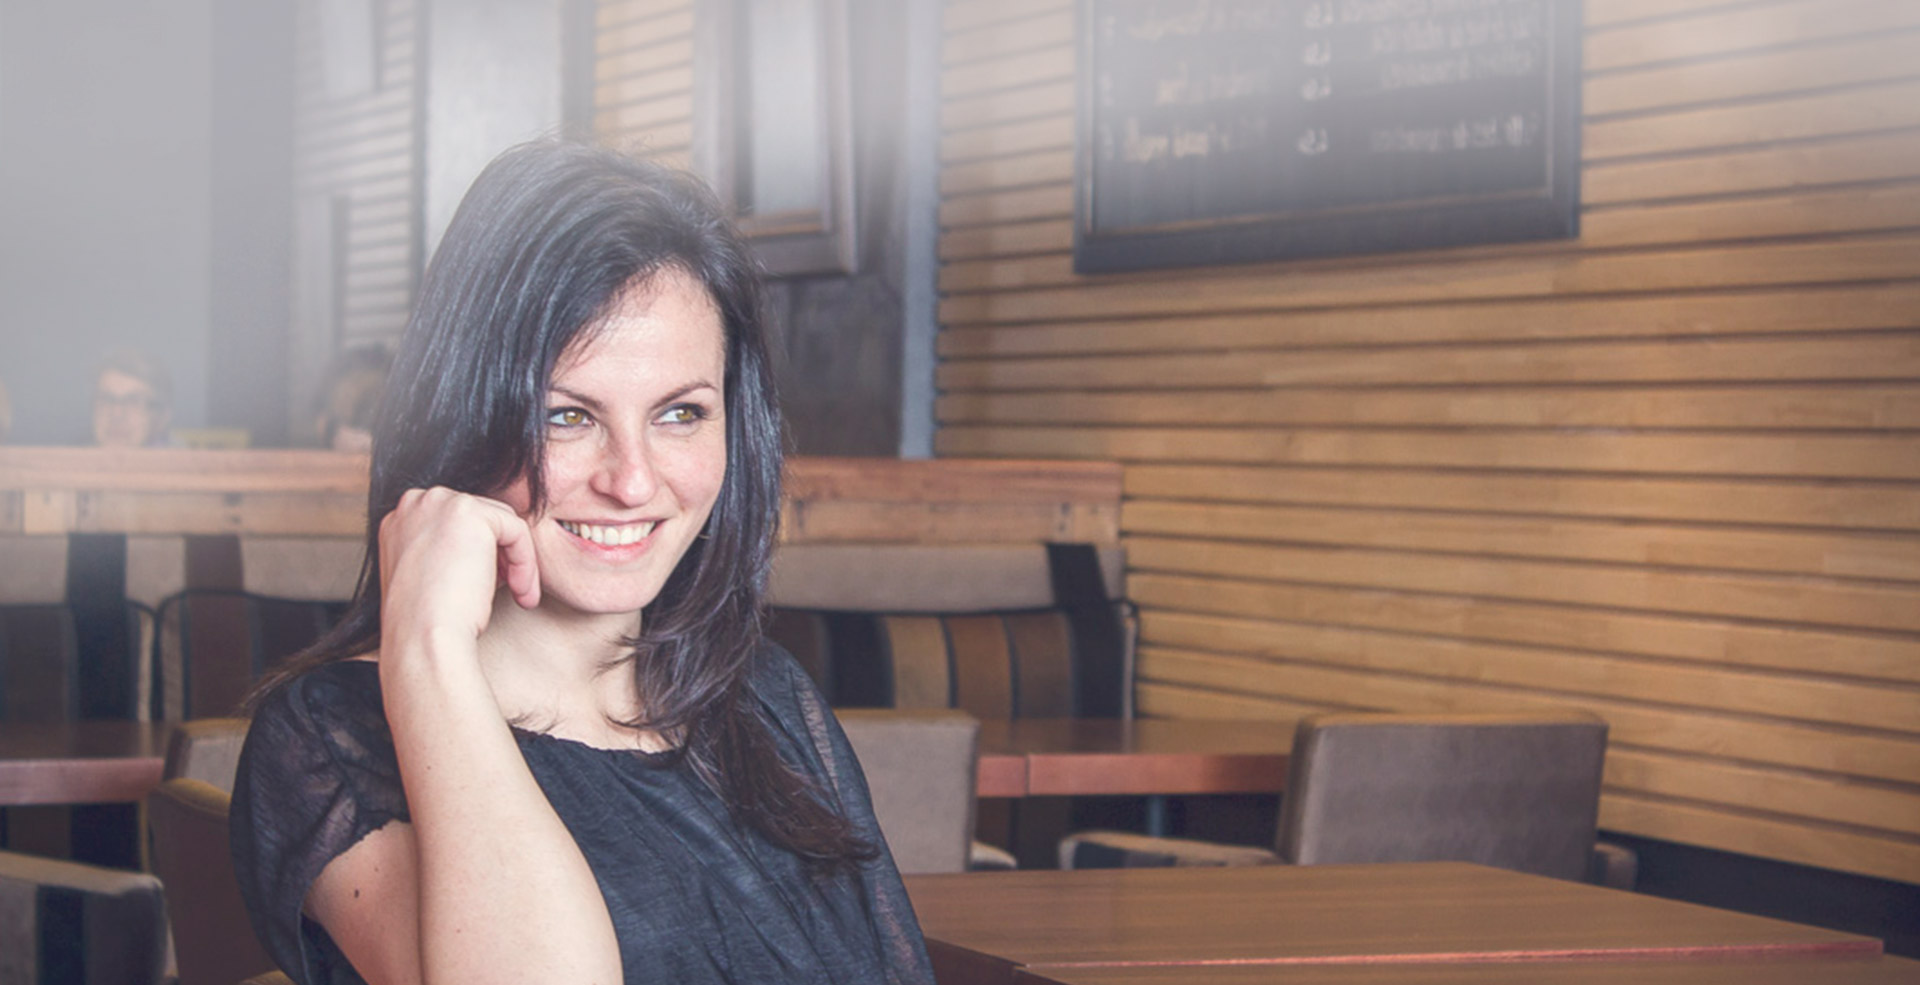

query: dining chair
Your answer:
[162,717,250,792]
[836,709,983,875]
[151,589,348,721]
[1059,710,1637,888]
[0,848,168,985]
[147,777,276,985]
[145,717,278,985]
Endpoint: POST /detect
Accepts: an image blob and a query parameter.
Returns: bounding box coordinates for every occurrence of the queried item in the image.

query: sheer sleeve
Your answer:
[229,662,408,985]
[753,647,938,985]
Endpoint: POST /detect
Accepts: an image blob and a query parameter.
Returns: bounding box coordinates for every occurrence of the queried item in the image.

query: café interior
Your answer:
[1,0,1916,982]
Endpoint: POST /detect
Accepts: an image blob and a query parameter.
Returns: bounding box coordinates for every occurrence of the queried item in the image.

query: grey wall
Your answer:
[208,0,296,447]
[0,0,215,444]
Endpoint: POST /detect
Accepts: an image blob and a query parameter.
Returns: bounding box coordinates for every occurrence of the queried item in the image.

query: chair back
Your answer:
[146,778,275,985]
[1278,711,1608,881]
[164,717,250,790]
[835,709,980,875]
[153,590,349,720]
[767,543,1132,718]
[0,848,168,985]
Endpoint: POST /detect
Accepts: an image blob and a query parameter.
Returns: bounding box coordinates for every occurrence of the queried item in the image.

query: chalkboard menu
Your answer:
[1076,0,1581,273]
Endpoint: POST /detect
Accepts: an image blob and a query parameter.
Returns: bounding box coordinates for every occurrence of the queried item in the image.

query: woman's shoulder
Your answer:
[244,660,390,767]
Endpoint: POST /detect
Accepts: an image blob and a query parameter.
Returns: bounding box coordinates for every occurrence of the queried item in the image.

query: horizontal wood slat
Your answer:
[938,236,1920,324]
[1129,573,1920,708]
[1584,131,1920,206]
[938,425,1920,480]
[1585,30,1920,118]
[938,383,1920,430]
[1120,500,1920,583]
[1583,0,1920,73]
[936,284,1920,356]
[1126,535,1920,633]
[1135,646,1920,784]
[937,334,1920,390]
[1123,464,1920,531]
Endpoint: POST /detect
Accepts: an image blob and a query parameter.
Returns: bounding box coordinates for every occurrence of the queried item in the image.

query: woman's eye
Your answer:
[547,407,590,428]
[659,404,707,426]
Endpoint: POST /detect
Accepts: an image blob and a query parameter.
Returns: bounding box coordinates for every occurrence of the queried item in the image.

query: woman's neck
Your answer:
[472,591,662,749]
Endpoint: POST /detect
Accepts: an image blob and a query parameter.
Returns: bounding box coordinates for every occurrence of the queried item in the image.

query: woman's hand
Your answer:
[377,487,541,651]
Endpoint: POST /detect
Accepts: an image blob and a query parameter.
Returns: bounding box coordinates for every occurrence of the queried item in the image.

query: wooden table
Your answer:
[1012,954,1920,985]
[974,718,1293,799]
[0,721,170,806]
[904,864,1882,985]
[0,716,1292,809]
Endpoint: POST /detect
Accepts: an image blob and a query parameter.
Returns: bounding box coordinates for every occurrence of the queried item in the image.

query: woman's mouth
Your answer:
[556,520,657,547]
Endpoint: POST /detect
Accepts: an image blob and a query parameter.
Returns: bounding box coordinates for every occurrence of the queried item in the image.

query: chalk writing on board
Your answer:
[1077,0,1579,270]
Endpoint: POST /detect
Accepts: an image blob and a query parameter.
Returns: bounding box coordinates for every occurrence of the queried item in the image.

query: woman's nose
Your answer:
[592,434,660,506]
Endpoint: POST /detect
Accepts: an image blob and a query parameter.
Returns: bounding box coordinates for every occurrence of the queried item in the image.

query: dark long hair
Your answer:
[253,140,868,866]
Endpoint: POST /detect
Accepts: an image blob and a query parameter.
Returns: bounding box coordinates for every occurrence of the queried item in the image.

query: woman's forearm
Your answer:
[382,630,621,985]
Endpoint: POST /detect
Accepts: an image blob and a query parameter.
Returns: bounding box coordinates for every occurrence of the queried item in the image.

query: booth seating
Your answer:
[765,542,1132,868]
[0,536,158,864]
[152,535,363,721]
[765,542,1131,717]
[1059,711,1638,889]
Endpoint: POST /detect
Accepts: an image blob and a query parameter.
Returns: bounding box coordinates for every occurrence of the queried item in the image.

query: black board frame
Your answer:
[1074,0,1583,275]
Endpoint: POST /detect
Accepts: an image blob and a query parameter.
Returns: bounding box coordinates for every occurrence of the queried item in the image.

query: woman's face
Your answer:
[495,267,729,617]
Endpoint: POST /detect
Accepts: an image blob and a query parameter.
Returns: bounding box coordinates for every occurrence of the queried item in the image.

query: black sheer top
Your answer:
[229,647,936,985]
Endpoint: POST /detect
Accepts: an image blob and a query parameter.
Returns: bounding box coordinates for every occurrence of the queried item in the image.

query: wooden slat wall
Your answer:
[934,0,1920,885]
[293,0,421,347]
[594,0,697,166]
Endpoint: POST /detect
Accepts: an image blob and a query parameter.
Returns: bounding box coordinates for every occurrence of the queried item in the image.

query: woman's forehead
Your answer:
[552,268,725,384]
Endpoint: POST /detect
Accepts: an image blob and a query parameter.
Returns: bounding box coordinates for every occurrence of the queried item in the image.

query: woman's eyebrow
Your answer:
[547,380,720,411]
[654,380,721,407]
[548,385,607,412]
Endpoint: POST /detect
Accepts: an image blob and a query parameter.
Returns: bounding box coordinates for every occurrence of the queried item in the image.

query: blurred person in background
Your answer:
[91,348,173,448]
[313,346,393,453]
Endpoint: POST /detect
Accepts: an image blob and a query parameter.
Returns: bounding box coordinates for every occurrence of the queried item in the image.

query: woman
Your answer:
[231,141,935,985]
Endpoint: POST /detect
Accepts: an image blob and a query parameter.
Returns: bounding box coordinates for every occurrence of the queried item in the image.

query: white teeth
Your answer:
[558,520,655,546]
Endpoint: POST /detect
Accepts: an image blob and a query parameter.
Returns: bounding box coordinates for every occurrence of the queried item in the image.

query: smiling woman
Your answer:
[226,141,935,985]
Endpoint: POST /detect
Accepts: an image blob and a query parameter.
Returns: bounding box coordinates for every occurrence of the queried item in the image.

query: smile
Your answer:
[557,520,657,547]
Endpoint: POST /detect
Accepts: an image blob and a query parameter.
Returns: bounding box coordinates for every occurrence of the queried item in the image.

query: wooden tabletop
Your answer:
[904,864,1881,985]
[0,720,170,806]
[975,718,1293,798]
[1013,954,1920,985]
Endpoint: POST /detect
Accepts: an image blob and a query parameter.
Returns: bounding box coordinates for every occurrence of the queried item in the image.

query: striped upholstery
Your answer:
[0,606,79,723]
[765,543,1129,718]
[154,590,349,720]
[0,850,167,985]
[0,603,152,863]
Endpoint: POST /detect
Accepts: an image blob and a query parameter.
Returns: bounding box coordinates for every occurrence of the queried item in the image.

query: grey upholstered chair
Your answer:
[835,709,982,875]
[1060,710,1635,888]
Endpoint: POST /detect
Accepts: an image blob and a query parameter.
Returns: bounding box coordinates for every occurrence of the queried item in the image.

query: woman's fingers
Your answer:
[471,495,542,609]
[381,487,542,639]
